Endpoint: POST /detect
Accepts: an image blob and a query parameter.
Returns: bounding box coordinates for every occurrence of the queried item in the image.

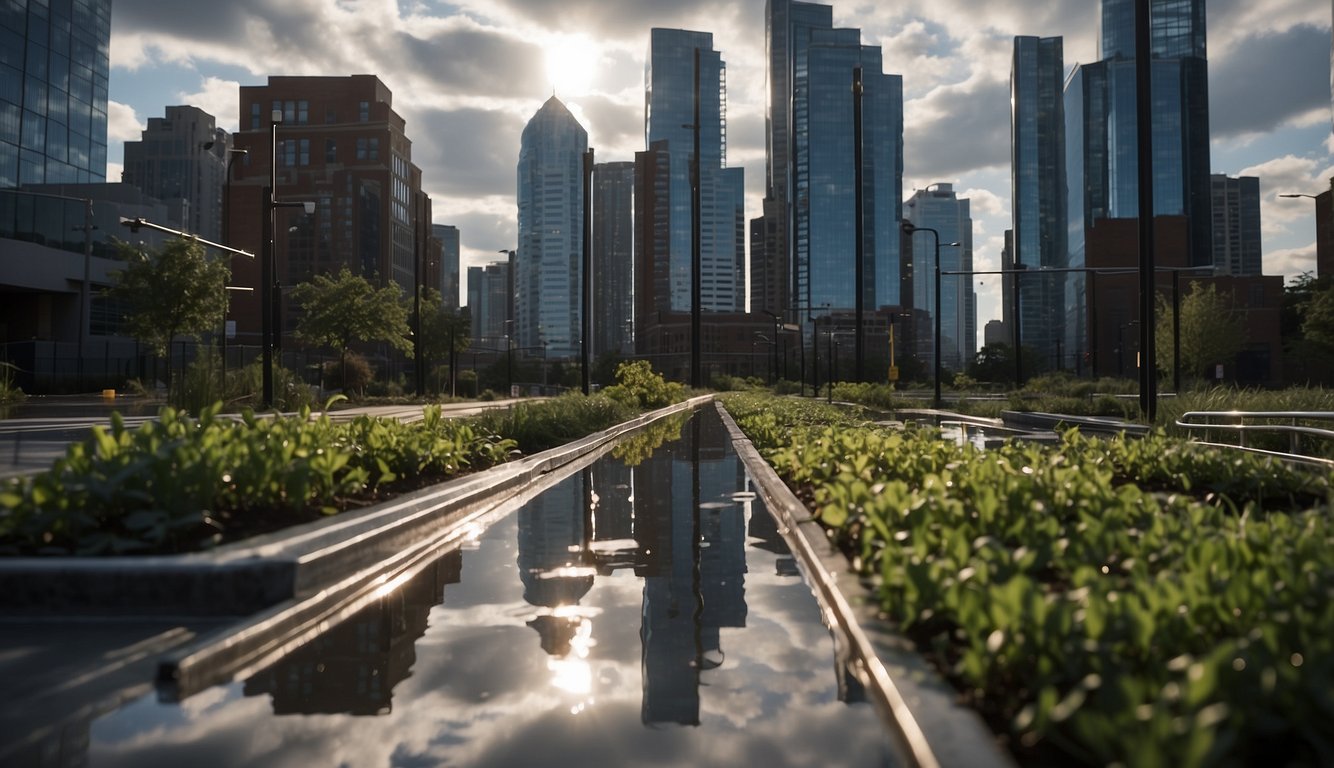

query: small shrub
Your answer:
[323,353,374,395]
[601,360,684,409]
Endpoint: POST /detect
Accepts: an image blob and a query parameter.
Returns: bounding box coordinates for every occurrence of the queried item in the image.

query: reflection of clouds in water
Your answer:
[90,410,896,767]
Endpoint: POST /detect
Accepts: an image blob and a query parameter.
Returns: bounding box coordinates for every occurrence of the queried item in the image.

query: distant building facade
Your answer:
[1209,174,1261,276]
[122,105,230,242]
[433,223,459,309]
[905,184,974,373]
[228,75,433,345]
[467,260,511,349]
[1011,35,1068,370]
[593,161,634,357]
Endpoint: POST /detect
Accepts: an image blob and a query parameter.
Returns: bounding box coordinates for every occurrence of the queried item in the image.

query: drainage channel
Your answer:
[14,405,911,767]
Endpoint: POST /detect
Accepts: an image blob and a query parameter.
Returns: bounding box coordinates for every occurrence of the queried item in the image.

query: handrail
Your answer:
[1174,410,1334,465]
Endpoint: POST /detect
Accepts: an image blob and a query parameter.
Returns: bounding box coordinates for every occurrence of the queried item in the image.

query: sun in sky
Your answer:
[543,34,599,97]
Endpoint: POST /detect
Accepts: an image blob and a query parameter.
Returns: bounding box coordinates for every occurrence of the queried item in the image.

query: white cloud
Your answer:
[106,100,144,143]
[1264,242,1317,282]
[177,77,243,133]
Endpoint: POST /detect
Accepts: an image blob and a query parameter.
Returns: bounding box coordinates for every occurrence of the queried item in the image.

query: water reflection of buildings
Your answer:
[512,411,752,726]
[242,549,462,716]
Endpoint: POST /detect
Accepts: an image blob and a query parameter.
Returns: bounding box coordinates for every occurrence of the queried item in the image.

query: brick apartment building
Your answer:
[225,75,437,348]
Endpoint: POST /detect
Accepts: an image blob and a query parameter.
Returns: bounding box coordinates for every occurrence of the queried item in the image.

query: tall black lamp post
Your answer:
[262,110,314,409]
[902,221,958,409]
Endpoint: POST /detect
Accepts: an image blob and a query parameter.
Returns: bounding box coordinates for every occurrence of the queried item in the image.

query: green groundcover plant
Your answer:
[0,400,515,556]
[0,361,690,557]
[721,392,1333,768]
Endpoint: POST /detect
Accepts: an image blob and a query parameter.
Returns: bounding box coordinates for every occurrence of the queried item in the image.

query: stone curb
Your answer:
[0,396,712,617]
[715,401,1013,768]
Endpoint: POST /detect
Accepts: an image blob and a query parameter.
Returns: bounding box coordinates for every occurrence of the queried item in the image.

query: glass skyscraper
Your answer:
[765,0,904,321]
[764,0,833,318]
[905,184,974,373]
[643,28,743,314]
[1068,0,1211,267]
[1010,36,1067,370]
[517,96,587,358]
[593,160,635,357]
[1064,0,1211,372]
[0,0,111,187]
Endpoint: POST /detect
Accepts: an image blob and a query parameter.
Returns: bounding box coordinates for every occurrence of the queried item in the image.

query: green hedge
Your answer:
[721,392,1333,767]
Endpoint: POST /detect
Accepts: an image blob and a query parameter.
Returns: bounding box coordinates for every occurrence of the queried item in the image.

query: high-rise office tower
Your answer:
[1010,36,1068,370]
[1067,0,1211,267]
[517,96,587,358]
[433,223,459,309]
[1,0,112,186]
[122,105,229,242]
[764,0,833,318]
[640,28,744,316]
[593,161,634,358]
[764,0,904,321]
[1209,174,1261,277]
[905,184,974,373]
[467,260,511,347]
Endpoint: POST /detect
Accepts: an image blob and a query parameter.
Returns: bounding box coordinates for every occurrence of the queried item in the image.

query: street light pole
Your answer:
[902,221,957,409]
[262,109,281,408]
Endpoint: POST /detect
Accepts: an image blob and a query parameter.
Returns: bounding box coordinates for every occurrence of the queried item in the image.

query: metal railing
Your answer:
[1174,411,1334,467]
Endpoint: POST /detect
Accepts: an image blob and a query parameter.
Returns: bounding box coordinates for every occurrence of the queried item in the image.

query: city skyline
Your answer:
[105,0,1332,347]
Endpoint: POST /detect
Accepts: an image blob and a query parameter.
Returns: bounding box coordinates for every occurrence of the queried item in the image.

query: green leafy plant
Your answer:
[721,392,1333,767]
[0,400,514,555]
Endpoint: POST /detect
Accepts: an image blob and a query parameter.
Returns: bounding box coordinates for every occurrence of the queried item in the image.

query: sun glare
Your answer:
[544,36,598,96]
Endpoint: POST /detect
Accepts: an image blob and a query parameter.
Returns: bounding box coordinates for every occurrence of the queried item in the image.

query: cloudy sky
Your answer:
[105,0,1332,339]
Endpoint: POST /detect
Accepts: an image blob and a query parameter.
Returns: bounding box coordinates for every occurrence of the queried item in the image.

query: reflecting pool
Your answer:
[86,408,904,767]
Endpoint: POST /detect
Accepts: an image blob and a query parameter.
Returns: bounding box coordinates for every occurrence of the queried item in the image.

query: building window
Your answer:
[368,137,379,161]
[298,100,308,124]
[358,100,369,122]
[355,137,366,160]
[281,139,296,167]
[325,138,336,163]
[299,138,309,165]
[326,107,336,124]
[250,102,260,130]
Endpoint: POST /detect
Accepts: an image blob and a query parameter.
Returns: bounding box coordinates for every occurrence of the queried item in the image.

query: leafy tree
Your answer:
[291,267,412,393]
[105,237,230,396]
[1284,276,1334,384]
[1155,281,1246,384]
[415,288,470,394]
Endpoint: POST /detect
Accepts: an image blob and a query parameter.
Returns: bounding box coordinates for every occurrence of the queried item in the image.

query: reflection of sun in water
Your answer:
[544,35,598,96]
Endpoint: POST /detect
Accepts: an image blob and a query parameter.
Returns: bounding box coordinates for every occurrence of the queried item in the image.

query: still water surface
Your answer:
[88,408,903,766]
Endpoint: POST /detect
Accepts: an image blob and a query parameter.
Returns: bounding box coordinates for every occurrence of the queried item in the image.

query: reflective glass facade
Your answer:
[771,0,904,322]
[1065,0,1211,371]
[0,0,111,188]
[644,28,742,313]
[797,32,903,316]
[1079,0,1211,266]
[1011,36,1067,369]
[764,0,833,316]
[517,97,587,358]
